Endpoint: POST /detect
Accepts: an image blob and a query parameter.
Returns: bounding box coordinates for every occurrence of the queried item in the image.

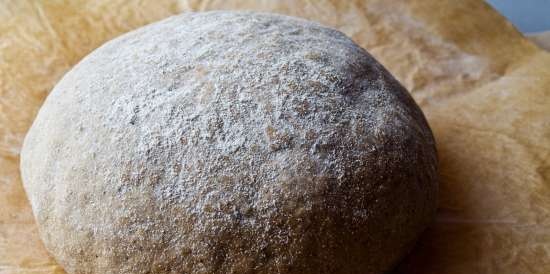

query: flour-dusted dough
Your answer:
[21,11,437,274]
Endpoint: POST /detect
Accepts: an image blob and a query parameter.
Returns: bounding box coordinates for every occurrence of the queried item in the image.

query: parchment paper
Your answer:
[1,1,549,274]
[528,31,550,51]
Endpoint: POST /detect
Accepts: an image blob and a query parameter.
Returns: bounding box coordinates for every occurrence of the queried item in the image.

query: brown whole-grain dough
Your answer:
[20,11,438,274]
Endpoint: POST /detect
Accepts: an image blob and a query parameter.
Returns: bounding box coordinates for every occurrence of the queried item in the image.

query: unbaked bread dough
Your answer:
[21,11,437,274]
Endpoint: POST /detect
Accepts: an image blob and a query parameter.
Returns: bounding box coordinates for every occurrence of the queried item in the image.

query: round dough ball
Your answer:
[21,11,437,274]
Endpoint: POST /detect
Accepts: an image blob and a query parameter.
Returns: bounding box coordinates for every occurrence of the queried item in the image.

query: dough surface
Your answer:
[21,11,437,274]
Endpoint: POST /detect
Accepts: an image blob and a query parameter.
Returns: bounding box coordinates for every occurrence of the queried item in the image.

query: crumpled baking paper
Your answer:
[528,31,550,51]
[1,1,549,274]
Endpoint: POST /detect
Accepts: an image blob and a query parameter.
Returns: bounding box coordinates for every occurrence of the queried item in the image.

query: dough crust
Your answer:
[21,11,437,274]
